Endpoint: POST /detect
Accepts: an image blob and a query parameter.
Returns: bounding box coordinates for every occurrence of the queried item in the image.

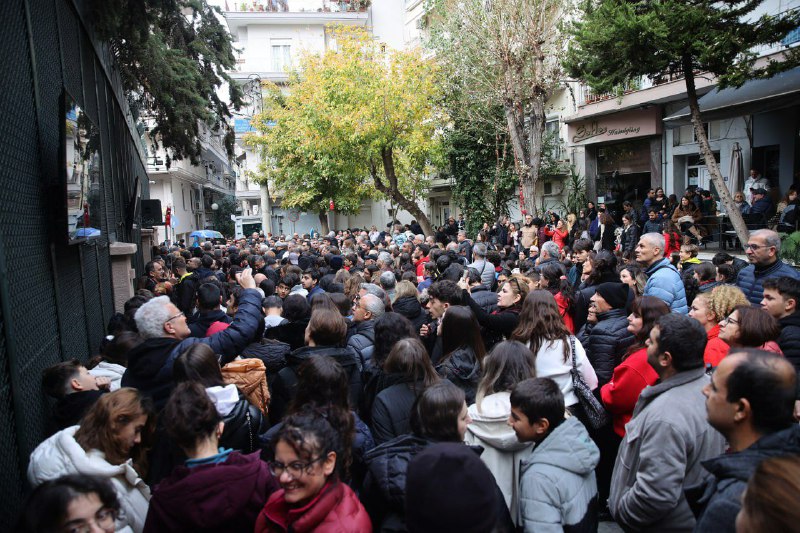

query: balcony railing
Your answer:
[226,0,369,13]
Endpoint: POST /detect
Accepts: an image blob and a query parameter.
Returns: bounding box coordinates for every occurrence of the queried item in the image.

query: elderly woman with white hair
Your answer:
[121,268,264,410]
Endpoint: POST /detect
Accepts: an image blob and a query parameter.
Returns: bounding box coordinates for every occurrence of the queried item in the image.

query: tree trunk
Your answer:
[503,101,535,215]
[318,211,330,235]
[371,148,435,236]
[683,56,749,245]
[526,98,547,217]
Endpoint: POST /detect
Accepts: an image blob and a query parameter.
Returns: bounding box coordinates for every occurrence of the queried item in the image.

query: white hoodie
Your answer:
[465,391,532,525]
[27,426,150,533]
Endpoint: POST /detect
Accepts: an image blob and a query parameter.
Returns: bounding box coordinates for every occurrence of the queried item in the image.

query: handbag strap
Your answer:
[246,409,253,453]
[569,336,577,372]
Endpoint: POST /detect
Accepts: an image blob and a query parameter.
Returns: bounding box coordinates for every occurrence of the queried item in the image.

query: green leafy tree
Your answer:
[248,26,444,235]
[565,0,800,243]
[90,0,243,163]
[210,194,237,237]
[427,0,572,216]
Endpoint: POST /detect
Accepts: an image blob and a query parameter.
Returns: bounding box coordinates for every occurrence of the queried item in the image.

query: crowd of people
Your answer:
[16,190,800,532]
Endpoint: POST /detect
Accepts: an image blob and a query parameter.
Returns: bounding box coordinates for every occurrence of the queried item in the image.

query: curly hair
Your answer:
[708,285,749,322]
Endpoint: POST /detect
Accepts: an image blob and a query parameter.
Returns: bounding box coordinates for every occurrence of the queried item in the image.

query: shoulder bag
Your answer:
[569,336,609,430]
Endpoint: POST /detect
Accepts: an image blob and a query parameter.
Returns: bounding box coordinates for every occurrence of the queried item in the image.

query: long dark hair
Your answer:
[587,250,617,286]
[410,381,465,442]
[624,296,670,359]
[475,341,536,412]
[440,306,486,366]
[173,344,225,388]
[512,290,571,363]
[384,338,440,392]
[539,262,574,313]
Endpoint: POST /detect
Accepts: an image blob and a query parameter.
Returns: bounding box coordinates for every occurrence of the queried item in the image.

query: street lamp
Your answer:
[211,202,219,211]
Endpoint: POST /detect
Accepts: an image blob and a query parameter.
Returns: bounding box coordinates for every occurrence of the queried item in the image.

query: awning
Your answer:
[663,66,800,127]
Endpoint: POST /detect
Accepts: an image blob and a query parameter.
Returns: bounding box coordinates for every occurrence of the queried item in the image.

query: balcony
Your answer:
[224,0,370,31]
[226,0,369,13]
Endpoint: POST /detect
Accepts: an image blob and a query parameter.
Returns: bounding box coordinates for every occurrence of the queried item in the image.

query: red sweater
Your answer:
[256,481,372,533]
[704,324,730,367]
[600,348,659,438]
[544,227,569,249]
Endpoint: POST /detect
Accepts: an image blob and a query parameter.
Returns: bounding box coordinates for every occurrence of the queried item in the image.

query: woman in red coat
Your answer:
[689,286,748,367]
[600,296,669,438]
[256,407,372,533]
[544,220,569,250]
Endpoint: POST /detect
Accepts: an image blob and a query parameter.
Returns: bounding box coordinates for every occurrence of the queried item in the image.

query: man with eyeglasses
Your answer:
[736,229,800,305]
[122,268,263,409]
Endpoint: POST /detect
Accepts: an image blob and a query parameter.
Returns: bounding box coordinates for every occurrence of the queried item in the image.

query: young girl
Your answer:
[256,407,370,532]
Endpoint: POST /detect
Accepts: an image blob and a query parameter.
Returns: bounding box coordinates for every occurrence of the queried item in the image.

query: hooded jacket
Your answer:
[434,347,480,404]
[609,367,726,532]
[206,384,269,454]
[691,425,800,532]
[144,451,279,533]
[737,258,800,304]
[519,417,600,533]
[392,296,429,332]
[778,312,800,371]
[28,426,151,533]
[465,392,533,525]
[269,345,361,425]
[577,308,635,387]
[122,288,264,409]
[644,258,689,313]
[361,434,433,531]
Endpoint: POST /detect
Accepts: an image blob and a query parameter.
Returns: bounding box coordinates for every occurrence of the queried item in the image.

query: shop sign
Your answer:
[568,107,661,146]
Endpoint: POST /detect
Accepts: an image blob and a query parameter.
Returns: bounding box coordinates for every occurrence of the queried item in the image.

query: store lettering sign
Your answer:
[568,107,661,145]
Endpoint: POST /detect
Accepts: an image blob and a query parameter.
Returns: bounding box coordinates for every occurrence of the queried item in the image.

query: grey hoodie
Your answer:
[465,392,533,524]
[519,416,599,532]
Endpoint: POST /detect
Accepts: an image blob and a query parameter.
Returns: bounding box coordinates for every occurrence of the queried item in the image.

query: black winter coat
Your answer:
[689,425,800,532]
[264,318,310,351]
[435,347,480,405]
[361,434,433,531]
[371,381,423,445]
[52,390,106,430]
[572,272,620,333]
[219,390,269,454]
[360,370,408,426]
[173,273,200,316]
[577,308,635,387]
[620,224,640,253]
[778,312,800,373]
[187,309,232,338]
[391,296,429,332]
[269,345,361,425]
[347,320,376,369]
[463,289,520,352]
[469,285,498,314]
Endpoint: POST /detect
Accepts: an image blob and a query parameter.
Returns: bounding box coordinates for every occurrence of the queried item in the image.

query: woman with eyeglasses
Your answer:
[719,305,783,354]
[255,406,370,533]
[18,474,121,533]
[27,389,155,532]
[459,274,530,351]
[688,285,749,367]
[144,382,279,532]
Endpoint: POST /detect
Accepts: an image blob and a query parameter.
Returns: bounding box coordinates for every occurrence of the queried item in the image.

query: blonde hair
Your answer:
[394,280,418,300]
[708,285,749,321]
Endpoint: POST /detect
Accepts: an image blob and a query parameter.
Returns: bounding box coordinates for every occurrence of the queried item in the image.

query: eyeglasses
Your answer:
[721,316,740,326]
[268,456,326,479]
[62,507,117,533]
[745,243,772,251]
[165,311,185,323]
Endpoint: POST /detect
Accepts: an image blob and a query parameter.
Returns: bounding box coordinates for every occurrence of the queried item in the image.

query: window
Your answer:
[545,119,562,160]
[675,121,720,145]
[271,40,292,72]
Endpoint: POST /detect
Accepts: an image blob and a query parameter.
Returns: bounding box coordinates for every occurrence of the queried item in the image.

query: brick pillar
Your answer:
[109,242,138,312]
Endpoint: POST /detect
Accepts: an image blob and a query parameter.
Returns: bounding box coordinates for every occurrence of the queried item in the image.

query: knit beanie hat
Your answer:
[594,282,629,310]
[405,443,498,533]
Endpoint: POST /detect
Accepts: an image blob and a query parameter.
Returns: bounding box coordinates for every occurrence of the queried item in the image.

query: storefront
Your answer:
[567,107,663,215]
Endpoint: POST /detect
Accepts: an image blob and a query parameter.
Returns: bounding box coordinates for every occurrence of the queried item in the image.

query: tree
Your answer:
[249,26,444,236]
[210,194,237,237]
[427,0,572,216]
[565,0,800,243]
[89,0,243,164]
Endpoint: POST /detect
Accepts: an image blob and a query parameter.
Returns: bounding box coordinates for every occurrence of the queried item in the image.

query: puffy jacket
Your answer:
[736,259,800,305]
[89,361,126,392]
[361,434,432,531]
[371,381,423,445]
[465,392,533,525]
[577,308,635,387]
[206,385,268,454]
[269,345,361,425]
[572,272,620,333]
[391,296,429,332]
[187,309,232,338]
[122,288,264,409]
[347,320,376,370]
[778,312,800,372]
[28,426,151,533]
[144,451,279,533]
[519,417,600,533]
[469,285,499,314]
[691,425,800,532]
[434,346,480,404]
[240,339,290,393]
[256,481,371,533]
[620,224,639,253]
[644,258,689,313]
[609,368,726,532]
[600,347,658,438]
[704,324,730,367]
